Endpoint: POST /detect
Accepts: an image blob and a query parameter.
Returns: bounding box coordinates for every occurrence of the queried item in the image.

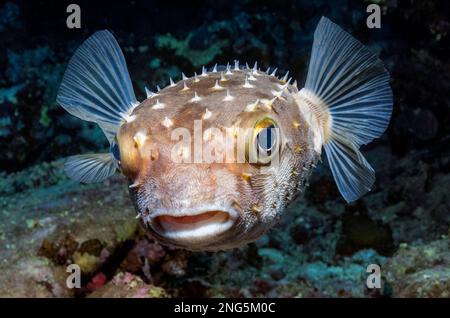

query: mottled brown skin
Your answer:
[117,68,319,251]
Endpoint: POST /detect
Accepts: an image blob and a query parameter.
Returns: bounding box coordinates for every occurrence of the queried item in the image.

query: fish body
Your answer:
[57,17,393,251]
[119,69,316,250]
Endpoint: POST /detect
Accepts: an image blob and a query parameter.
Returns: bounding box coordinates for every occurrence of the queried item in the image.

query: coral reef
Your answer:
[89,272,169,298]
[0,0,449,298]
[384,238,450,297]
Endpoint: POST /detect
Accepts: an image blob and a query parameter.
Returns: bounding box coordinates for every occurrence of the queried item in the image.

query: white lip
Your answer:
[148,205,238,240]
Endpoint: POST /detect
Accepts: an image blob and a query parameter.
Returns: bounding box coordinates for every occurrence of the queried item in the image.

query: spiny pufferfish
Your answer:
[57,17,393,251]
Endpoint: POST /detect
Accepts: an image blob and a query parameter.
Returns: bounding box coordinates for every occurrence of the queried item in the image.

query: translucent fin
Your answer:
[302,17,393,202]
[305,17,393,146]
[64,153,117,183]
[324,134,375,202]
[57,30,137,143]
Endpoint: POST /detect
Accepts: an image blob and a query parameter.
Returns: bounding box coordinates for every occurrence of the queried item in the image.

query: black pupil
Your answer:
[111,143,121,162]
[257,124,276,153]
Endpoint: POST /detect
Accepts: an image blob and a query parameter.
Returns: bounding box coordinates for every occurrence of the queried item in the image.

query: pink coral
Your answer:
[87,272,107,292]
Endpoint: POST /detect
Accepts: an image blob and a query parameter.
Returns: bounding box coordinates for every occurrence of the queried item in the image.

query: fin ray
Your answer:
[305,17,393,147]
[324,135,375,201]
[64,153,117,183]
[57,30,137,142]
[301,17,393,202]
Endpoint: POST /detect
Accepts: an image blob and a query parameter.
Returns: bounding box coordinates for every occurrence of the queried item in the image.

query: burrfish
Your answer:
[57,17,393,251]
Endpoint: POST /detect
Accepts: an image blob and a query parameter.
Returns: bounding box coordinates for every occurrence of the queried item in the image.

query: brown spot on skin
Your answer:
[150,145,159,161]
[241,172,252,182]
[251,204,262,214]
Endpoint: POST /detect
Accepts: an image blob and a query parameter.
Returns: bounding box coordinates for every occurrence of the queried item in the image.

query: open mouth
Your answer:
[151,209,237,240]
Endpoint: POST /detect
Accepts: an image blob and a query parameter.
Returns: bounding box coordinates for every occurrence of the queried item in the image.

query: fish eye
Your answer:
[110,142,121,163]
[249,118,281,164]
[257,124,276,154]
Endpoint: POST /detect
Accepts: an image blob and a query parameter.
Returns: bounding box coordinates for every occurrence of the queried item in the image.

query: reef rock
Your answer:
[0,165,138,297]
[384,238,450,297]
[88,272,169,298]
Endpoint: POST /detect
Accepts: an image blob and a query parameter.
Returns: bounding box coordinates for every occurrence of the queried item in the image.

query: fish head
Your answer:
[116,68,317,251]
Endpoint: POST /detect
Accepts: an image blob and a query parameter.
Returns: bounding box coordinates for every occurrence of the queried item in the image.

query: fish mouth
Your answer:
[149,207,238,241]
